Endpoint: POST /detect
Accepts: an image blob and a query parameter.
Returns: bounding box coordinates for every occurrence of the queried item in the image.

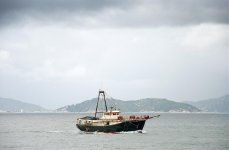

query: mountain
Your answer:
[57,98,200,112]
[0,97,46,112]
[186,95,229,112]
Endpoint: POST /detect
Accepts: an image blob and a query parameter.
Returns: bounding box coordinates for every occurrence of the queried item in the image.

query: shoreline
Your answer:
[1,111,229,115]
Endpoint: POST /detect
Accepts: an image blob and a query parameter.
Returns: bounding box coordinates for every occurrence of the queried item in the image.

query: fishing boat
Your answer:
[76,90,159,132]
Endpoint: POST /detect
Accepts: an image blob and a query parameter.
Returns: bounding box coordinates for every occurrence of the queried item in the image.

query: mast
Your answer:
[95,90,108,117]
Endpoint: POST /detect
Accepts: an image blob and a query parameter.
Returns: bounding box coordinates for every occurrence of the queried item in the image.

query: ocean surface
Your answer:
[0,113,228,150]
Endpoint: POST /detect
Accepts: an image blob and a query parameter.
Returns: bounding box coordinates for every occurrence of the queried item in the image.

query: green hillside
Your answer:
[0,97,46,112]
[57,98,200,112]
[186,95,229,112]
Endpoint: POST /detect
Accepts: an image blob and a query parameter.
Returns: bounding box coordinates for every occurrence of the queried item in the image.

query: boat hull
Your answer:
[76,120,146,132]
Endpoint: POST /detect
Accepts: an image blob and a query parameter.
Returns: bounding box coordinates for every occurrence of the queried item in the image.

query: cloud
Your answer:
[0,0,228,28]
[0,50,11,68]
[182,24,229,50]
[0,24,227,83]
[23,60,87,81]
[0,50,10,60]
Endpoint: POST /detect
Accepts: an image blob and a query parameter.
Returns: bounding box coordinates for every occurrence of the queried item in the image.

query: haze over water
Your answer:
[0,113,228,150]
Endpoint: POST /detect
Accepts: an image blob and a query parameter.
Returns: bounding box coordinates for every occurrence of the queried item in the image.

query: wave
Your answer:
[79,130,147,134]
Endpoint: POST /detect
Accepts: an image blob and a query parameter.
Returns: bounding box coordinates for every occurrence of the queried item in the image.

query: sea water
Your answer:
[0,113,228,150]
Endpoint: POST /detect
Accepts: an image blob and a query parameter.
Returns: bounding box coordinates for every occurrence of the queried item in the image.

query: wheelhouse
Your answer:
[101,110,121,120]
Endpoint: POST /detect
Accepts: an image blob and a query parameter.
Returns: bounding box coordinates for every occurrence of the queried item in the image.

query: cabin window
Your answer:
[104,112,119,115]
[105,112,110,115]
[111,112,119,115]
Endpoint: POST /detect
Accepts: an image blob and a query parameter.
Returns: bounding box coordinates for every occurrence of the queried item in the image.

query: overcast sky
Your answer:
[0,0,228,109]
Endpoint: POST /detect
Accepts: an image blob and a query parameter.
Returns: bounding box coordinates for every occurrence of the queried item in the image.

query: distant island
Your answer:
[1,95,228,113]
[57,98,200,113]
[0,97,46,113]
[58,95,229,113]
[185,95,229,113]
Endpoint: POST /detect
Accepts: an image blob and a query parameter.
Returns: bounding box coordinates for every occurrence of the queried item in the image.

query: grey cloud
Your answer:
[0,0,132,26]
[0,0,228,27]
